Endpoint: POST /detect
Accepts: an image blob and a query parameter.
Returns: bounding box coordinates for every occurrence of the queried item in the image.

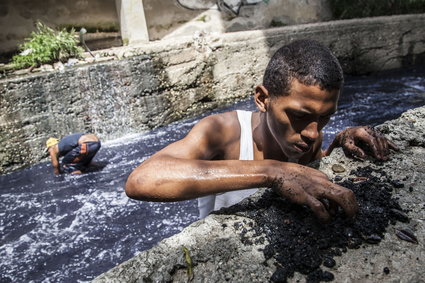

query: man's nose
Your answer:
[301,121,319,142]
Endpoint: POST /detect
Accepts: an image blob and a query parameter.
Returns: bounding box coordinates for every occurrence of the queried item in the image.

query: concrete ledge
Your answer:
[1,14,424,174]
[93,105,425,282]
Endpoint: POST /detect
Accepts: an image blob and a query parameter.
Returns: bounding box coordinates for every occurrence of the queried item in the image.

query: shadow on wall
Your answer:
[0,0,331,63]
[261,15,425,77]
[145,0,332,40]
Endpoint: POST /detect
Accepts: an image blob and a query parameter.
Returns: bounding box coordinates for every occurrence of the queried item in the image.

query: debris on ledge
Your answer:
[94,106,425,283]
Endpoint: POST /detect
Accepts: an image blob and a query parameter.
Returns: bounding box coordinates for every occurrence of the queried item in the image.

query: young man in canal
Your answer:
[125,39,398,221]
[46,133,101,174]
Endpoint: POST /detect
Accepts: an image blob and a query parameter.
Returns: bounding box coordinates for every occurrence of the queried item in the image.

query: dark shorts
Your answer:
[62,141,101,173]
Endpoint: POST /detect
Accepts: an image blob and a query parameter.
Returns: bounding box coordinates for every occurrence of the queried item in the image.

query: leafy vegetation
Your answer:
[330,0,425,19]
[11,22,83,69]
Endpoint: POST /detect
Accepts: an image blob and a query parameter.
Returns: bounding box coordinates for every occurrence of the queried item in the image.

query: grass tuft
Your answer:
[11,21,83,69]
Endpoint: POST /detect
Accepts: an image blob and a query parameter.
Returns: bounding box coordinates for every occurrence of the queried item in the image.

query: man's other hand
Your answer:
[326,126,399,161]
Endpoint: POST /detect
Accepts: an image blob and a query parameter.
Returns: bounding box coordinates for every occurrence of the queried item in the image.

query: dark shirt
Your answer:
[58,133,85,156]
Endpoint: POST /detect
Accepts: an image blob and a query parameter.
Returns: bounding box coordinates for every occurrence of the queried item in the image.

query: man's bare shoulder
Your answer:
[188,111,241,159]
[155,111,241,160]
[192,111,240,142]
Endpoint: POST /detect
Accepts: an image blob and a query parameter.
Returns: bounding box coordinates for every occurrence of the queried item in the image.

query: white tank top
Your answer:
[197,110,258,218]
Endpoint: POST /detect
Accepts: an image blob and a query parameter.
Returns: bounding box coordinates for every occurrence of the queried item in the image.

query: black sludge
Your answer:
[221,166,408,282]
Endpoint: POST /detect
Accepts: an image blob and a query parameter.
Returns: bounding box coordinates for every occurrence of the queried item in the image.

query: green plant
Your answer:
[196,15,207,22]
[270,19,286,27]
[11,21,83,69]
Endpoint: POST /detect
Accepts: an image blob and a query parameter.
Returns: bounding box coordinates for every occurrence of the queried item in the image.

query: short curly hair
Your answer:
[263,39,344,97]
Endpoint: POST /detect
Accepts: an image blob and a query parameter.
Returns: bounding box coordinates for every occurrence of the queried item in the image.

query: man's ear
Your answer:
[254,85,270,113]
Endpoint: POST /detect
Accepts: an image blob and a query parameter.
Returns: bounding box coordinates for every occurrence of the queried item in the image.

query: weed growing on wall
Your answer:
[11,22,83,69]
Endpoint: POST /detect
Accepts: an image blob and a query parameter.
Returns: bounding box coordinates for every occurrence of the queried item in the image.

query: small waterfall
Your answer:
[84,63,135,139]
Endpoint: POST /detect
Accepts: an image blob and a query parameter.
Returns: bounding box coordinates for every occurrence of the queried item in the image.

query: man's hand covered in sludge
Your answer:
[327,126,399,161]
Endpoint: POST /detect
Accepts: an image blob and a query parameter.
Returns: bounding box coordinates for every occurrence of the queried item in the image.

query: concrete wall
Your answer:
[0,0,331,56]
[0,14,424,174]
[144,0,331,40]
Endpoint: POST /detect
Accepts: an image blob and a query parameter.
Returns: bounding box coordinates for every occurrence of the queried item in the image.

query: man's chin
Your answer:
[286,144,312,158]
[283,147,304,160]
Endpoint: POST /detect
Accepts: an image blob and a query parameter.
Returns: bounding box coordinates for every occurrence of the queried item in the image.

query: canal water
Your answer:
[0,66,424,282]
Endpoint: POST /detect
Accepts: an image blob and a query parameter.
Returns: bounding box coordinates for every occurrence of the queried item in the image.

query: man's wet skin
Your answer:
[253,80,338,163]
[125,40,398,222]
[126,79,365,222]
[79,133,99,144]
[252,80,358,222]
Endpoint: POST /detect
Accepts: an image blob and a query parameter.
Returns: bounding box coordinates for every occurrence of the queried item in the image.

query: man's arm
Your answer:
[324,126,399,160]
[126,114,269,200]
[48,146,60,174]
[126,114,358,222]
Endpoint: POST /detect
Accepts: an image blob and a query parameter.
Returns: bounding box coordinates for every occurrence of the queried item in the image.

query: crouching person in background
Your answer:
[46,133,101,174]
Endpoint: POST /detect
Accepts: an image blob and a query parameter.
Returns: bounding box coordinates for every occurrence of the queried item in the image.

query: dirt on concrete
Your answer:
[223,165,413,282]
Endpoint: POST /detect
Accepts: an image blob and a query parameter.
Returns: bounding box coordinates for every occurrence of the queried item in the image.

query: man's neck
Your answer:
[252,112,289,162]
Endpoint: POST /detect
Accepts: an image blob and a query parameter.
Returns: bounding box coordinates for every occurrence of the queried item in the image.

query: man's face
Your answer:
[266,79,339,159]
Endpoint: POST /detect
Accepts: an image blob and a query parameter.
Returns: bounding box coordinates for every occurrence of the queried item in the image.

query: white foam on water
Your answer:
[103,133,146,147]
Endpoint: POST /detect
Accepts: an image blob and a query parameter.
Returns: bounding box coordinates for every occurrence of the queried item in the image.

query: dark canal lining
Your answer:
[0,66,424,282]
